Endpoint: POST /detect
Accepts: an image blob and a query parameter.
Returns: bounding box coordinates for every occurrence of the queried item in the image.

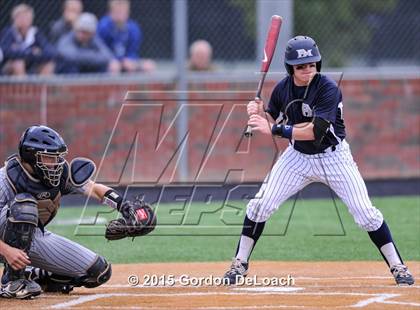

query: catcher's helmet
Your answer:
[284,36,322,75]
[19,125,68,187]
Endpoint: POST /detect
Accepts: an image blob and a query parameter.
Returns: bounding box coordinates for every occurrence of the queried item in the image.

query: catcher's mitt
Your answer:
[105,199,157,240]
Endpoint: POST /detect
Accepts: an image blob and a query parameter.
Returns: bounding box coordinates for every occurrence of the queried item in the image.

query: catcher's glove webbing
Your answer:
[105,199,157,240]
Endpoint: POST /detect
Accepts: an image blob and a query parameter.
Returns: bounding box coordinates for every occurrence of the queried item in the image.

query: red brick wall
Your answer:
[1,77,419,183]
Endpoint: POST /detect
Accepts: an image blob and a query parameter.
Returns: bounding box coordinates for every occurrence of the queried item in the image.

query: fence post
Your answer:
[257,0,293,73]
[40,83,48,125]
[173,0,189,182]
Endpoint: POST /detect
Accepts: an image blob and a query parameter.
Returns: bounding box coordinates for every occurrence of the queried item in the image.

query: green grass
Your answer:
[48,196,420,264]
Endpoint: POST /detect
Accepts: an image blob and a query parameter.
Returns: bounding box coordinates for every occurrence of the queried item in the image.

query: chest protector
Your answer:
[5,154,69,226]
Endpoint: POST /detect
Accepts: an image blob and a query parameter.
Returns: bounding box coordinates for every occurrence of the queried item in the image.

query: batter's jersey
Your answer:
[266,74,346,154]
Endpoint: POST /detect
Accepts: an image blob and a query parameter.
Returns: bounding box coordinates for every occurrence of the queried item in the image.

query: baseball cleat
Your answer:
[223,258,249,285]
[1,269,41,299]
[390,264,415,286]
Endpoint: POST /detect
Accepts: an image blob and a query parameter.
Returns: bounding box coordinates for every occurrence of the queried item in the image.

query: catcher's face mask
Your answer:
[35,151,67,187]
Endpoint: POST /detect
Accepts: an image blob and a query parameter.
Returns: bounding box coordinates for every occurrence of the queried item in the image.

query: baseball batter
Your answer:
[0,125,156,299]
[223,36,414,286]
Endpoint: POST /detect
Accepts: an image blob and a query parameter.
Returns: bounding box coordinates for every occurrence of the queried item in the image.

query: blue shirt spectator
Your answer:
[97,15,141,61]
[97,0,155,73]
[0,4,55,76]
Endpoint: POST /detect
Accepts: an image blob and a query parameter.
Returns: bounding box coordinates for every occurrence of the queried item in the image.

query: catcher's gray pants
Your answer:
[246,140,384,232]
[0,206,97,277]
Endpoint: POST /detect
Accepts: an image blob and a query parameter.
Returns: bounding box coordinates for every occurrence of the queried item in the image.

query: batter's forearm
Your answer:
[292,122,315,141]
[271,122,315,140]
[265,112,276,124]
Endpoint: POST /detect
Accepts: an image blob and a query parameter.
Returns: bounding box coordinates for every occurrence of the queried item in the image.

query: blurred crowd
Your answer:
[0,0,215,77]
[0,0,157,76]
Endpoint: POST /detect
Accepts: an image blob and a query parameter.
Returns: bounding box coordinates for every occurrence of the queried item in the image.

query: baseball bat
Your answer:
[244,15,283,137]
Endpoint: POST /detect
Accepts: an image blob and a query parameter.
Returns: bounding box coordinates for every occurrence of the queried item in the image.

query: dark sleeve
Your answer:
[97,17,110,47]
[93,37,114,62]
[126,21,141,59]
[49,19,64,43]
[58,34,111,67]
[313,79,342,123]
[28,31,56,62]
[0,169,15,211]
[266,83,283,121]
[0,28,29,60]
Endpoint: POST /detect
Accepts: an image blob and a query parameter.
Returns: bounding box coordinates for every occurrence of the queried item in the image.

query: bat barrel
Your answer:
[244,15,282,138]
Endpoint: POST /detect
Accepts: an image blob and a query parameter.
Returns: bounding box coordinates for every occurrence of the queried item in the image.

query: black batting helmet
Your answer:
[284,36,322,75]
[19,125,68,188]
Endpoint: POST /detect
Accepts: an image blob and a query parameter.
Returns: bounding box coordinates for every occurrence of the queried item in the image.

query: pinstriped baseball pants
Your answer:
[246,140,384,231]
[0,206,98,277]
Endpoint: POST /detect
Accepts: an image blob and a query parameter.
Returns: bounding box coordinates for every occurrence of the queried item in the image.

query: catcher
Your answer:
[0,125,156,299]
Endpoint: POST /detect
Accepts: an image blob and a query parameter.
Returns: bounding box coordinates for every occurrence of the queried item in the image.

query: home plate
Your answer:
[233,287,304,292]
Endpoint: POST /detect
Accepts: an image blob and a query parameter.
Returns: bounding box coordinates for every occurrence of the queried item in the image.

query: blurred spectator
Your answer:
[49,0,83,44]
[97,0,155,73]
[0,4,55,76]
[56,13,120,74]
[188,40,215,71]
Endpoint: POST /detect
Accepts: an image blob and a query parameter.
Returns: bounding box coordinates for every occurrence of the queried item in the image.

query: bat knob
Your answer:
[244,126,253,137]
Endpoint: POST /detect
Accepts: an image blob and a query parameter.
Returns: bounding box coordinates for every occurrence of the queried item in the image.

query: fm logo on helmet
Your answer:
[296,49,313,58]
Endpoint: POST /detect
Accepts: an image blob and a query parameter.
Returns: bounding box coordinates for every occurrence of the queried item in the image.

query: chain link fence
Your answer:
[295,0,420,67]
[0,0,256,64]
[0,0,418,71]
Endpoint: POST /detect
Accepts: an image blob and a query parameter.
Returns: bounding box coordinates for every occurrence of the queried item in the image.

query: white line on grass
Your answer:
[48,217,108,226]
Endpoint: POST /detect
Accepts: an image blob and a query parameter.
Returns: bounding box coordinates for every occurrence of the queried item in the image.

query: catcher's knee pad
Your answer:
[3,193,38,252]
[30,256,112,291]
[83,256,112,288]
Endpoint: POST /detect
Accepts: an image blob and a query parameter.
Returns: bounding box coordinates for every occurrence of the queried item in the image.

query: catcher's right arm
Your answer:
[76,180,157,240]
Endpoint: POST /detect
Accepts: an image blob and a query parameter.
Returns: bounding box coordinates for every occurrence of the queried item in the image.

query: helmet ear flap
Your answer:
[19,128,30,160]
[285,63,293,75]
[19,128,36,166]
[316,60,322,72]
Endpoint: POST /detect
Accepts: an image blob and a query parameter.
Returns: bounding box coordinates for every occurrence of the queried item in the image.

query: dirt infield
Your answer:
[1,261,419,309]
